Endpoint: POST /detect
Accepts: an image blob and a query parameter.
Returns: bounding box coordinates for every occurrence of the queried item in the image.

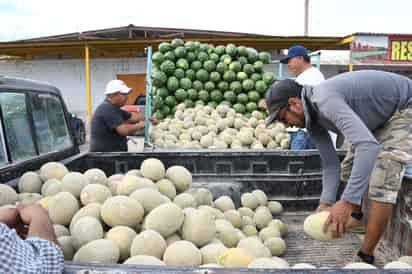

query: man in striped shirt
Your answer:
[0,203,64,274]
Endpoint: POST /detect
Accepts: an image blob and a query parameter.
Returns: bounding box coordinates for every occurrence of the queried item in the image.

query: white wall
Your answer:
[0,57,147,120]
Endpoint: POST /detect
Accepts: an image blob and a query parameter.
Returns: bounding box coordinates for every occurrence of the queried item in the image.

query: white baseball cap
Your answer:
[105,79,133,95]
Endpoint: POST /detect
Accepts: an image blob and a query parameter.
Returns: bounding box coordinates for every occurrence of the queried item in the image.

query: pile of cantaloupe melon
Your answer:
[0,159,411,270]
[151,104,291,150]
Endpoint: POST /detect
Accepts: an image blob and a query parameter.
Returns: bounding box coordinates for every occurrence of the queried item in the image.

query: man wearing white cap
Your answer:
[90,79,151,152]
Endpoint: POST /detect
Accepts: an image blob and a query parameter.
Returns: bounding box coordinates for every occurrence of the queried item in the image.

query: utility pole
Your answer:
[304,0,309,36]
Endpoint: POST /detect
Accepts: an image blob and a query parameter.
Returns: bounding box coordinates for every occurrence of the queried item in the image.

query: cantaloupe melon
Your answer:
[123,255,165,265]
[53,224,70,238]
[41,179,61,196]
[18,171,43,193]
[130,188,168,213]
[84,168,107,185]
[237,237,271,258]
[70,216,104,249]
[130,229,167,259]
[182,209,216,247]
[200,243,227,264]
[61,172,89,198]
[218,248,255,268]
[70,202,101,231]
[18,193,42,205]
[259,226,281,242]
[193,188,213,206]
[0,184,18,206]
[268,219,287,236]
[48,192,79,225]
[100,196,144,228]
[248,257,289,269]
[292,263,317,269]
[166,166,192,193]
[384,261,412,269]
[80,184,112,205]
[268,201,283,215]
[73,239,119,263]
[117,175,157,196]
[58,236,75,260]
[399,256,412,266]
[238,207,255,218]
[173,193,197,209]
[241,193,259,210]
[214,196,235,212]
[163,240,202,266]
[224,210,242,228]
[343,262,377,269]
[140,158,165,181]
[251,190,268,206]
[166,233,181,246]
[254,206,272,229]
[217,228,239,248]
[156,179,177,200]
[264,237,286,256]
[143,203,184,238]
[105,225,136,261]
[39,162,69,181]
[303,211,334,242]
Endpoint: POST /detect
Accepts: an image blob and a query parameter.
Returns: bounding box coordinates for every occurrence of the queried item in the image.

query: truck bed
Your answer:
[5,150,407,272]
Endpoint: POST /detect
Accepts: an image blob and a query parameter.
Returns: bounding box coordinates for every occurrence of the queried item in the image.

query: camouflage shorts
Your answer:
[341,108,412,204]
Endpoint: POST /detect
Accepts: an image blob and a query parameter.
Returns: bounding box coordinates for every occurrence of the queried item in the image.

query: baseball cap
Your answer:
[280,45,309,64]
[265,79,302,126]
[105,79,133,95]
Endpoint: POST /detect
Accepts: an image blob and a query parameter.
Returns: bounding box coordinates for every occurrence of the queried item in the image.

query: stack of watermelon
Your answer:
[151,38,276,120]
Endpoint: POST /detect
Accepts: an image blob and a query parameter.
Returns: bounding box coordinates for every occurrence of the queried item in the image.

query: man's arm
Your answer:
[128,112,160,125]
[128,111,145,123]
[309,125,341,205]
[116,121,145,136]
[319,99,380,206]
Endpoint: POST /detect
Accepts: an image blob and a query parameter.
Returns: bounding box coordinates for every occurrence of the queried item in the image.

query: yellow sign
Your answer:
[390,38,412,62]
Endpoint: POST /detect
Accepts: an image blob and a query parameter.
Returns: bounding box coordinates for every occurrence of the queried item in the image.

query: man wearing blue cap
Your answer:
[265,70,412,265]
[281,45,333,149]
[280,45,324,85]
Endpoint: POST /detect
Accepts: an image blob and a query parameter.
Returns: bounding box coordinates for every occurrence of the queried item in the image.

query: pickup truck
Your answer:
[0,76,411,273]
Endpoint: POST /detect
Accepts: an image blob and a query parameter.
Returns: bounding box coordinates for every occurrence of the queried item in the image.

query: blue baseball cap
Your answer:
[280,45,309,64]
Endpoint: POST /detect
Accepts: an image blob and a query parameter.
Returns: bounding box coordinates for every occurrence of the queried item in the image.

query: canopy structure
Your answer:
[0,25,354,118]
[0,24,352,60]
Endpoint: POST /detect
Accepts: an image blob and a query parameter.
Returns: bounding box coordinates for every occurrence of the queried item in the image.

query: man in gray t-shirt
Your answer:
[266,70,412,264]
[90,79,153,152]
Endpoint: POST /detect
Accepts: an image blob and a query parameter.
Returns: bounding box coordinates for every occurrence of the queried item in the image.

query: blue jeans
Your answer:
[290,129,316,150]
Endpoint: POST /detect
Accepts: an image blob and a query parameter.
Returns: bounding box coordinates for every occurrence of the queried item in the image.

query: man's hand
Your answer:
[17,203,49,225]
[149,116,159,125]
[16,203,58,244]
[0,206,19,226]
[323,200,353,238]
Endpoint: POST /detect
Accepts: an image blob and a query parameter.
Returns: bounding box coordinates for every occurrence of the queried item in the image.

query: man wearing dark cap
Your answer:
[280,45,324,86]
[266,70,412,264]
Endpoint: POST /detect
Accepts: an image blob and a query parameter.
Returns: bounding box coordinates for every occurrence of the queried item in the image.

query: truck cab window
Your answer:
[0,92,37,162]
[0,124,7,167]
[29,93,73,154]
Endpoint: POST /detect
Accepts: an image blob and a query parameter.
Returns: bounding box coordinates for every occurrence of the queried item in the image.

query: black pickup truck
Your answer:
[0,76,411,273]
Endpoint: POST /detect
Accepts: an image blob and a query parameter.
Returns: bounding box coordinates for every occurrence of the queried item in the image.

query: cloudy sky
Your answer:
[0,0,410,41]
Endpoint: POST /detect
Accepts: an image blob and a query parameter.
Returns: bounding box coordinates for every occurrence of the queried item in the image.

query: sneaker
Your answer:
[353,250,375,265]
